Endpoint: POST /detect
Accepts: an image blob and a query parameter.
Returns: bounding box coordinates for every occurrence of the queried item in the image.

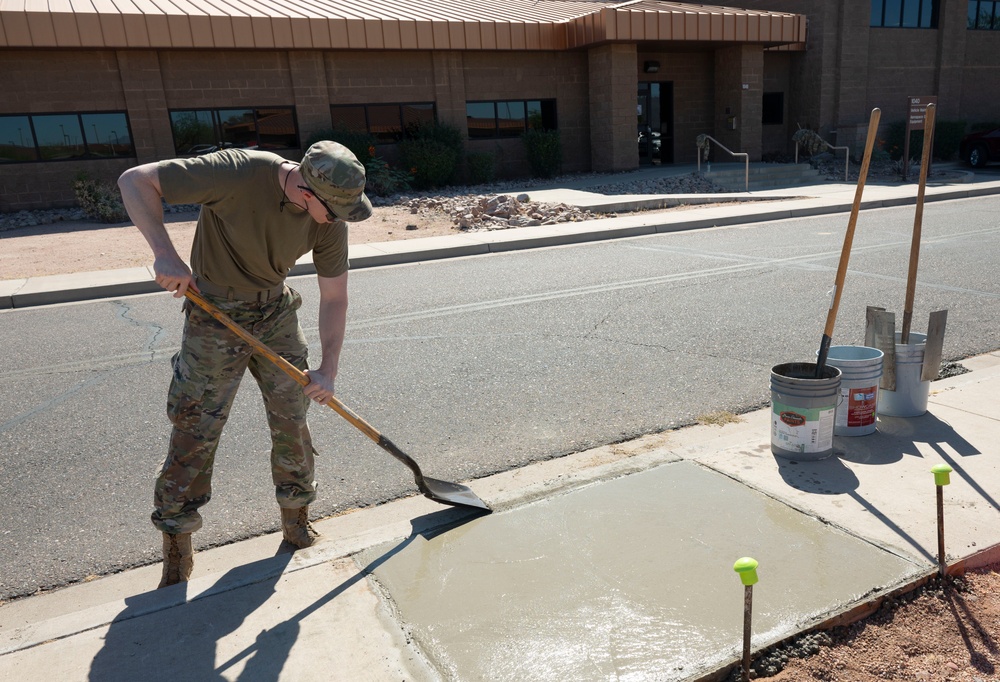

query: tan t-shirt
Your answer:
[158,149,349,291]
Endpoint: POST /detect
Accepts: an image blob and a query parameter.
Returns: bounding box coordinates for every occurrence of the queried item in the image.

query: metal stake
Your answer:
[931,464,953,577]
[734,557,759,682]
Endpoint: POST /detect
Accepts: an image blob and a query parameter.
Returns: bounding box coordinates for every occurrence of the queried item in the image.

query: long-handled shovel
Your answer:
[900,103,948,381]
[184,289,491,513]
[815,108,882,378]
[901,103,935,344]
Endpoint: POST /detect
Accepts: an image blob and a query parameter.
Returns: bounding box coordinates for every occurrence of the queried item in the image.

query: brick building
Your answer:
[0,0,998,211]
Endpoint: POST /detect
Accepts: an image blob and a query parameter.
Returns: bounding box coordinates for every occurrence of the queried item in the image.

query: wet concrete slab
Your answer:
[362,460,921,681]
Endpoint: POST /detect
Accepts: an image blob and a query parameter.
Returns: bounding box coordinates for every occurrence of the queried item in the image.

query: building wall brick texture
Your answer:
[1,0,999,210]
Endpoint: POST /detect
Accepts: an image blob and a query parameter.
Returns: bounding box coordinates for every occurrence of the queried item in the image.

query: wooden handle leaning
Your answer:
[183,289,382,445]
[901,103,936,344]
[821,107,882,340]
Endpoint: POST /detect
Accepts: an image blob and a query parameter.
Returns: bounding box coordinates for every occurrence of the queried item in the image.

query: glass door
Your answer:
[637,82,674,165]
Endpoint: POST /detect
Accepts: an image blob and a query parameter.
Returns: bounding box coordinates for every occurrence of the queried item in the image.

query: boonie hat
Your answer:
[299,141,372,222]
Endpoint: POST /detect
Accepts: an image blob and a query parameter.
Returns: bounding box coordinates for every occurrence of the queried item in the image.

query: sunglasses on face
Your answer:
[297,185,336,222]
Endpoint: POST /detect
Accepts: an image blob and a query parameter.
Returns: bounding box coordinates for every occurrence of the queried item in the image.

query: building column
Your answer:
[116,50,175,163]
[588,43,637,172]
[288,51,332,151]
[935,0,968,120]
[714,45,763,161]
[432,51,468,133]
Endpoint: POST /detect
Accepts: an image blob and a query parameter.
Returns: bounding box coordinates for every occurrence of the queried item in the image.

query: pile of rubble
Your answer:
[386,171,725,231]
[399,194,604,230]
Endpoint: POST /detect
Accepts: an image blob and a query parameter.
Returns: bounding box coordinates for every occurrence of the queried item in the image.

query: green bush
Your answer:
[522,129,562,178]
[73,173,129,223]
[364,156,412,196]
[882,119,967,162]
[398,122,464,189]
[305,128,377,164]
[465,151,497,185]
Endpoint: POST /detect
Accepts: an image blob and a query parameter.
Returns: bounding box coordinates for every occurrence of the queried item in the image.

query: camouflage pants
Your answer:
[151,286,317,535]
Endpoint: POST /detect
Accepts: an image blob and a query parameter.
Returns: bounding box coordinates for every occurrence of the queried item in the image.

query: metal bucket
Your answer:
[770,362,842,460]
[879,332,930,418]
[822,346,883,436]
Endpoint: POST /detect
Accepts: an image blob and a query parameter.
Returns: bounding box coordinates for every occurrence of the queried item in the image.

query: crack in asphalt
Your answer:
[112,300,168,360]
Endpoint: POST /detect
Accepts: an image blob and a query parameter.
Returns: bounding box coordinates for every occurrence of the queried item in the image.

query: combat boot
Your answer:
[157,532,193,589]
[281,506,320,548]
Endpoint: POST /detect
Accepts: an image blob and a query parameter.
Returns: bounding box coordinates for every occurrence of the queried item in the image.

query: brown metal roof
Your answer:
[0,0,806,49]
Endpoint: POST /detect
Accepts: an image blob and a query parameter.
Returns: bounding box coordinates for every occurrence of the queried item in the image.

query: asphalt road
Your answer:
[2,195,999,599]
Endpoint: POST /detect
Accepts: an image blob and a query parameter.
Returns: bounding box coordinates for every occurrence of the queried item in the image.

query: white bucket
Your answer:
[822,346,883,436]
[879,332,930,418]
[770,362,841,460]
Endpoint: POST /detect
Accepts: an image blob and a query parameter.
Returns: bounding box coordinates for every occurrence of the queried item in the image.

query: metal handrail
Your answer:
[795,136,850,182]
[696,135,749,192]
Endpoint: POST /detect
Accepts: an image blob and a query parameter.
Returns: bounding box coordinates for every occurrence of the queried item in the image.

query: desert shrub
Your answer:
[933,120,966,161]
[465,151,497,185]
[883,119,966,162]
[398,122,463,189]
[792,128,826,156]
[364,155,412,196]
[73,173,129,223]
[522,129,562,178]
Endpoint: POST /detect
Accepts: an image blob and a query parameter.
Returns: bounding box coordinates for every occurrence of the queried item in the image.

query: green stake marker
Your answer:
[734,557,759,586]
[931,464,953,576]
[733,557,759,682]
[932,463,953,486]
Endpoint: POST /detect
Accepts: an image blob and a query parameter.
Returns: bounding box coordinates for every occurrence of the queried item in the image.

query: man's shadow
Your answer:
[88,507,485,681]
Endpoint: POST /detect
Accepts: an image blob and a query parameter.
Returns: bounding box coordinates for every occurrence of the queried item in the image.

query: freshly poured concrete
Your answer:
[363,460,922,681]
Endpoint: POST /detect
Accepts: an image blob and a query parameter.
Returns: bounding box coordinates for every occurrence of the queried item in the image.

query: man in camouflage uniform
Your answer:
[118,141,371,588]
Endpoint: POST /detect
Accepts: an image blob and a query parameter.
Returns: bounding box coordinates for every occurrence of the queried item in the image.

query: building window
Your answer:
[466,100,558,139]
[968,1,1000,28]
[871,0,938,27]
[762,92,784,126]
[0,111,134,163]
[169,107,298,155]
[330,103,436,143]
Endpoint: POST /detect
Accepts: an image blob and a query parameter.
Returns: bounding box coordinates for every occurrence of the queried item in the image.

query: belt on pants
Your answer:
[195,278,285,303]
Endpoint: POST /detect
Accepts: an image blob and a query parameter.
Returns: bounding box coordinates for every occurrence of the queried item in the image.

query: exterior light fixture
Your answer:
[643,61,660,73]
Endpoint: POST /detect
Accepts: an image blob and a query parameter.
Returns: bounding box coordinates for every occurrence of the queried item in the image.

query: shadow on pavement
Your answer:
[88,507,484,681]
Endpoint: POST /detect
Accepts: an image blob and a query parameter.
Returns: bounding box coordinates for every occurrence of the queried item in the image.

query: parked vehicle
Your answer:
[959,128,1000,168]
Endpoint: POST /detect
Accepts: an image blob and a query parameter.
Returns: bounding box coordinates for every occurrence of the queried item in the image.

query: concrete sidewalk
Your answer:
[3,164,1000,309]
[1,352,998,681]
[2,165,1000,681]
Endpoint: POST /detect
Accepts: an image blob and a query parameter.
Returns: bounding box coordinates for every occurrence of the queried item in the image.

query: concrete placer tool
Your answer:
[185,289,492,513]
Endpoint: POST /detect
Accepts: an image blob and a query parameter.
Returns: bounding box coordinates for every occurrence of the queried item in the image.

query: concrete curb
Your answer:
[4,179,999,310]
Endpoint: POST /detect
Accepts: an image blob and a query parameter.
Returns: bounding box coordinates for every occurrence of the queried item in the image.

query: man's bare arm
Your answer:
[302,272,348,403]
[118,164,197,297]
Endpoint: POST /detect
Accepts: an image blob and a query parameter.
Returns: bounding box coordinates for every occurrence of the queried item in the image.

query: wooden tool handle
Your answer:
[901,103,936,344]
[184,288,383,445]
[821,107,882,340]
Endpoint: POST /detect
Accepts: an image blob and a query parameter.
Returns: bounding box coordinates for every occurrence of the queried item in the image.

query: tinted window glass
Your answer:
[368,104,403,142]
[171,111,215,154]
[217,109,256,148]
[0,115,37,162]
[762,92,784,125]
[34,114,85,160]
[466,102,496,139]
[81,112,132,157]
[331,106,367,132]
[402,103,434,132]
[255,108,297,150]
[497,101,526,138]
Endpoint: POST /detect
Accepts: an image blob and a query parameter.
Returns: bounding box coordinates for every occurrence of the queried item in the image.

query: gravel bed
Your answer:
[2,171,724,233]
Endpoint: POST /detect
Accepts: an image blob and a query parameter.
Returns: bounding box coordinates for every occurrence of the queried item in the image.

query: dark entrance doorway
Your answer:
[637,81,674,165]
